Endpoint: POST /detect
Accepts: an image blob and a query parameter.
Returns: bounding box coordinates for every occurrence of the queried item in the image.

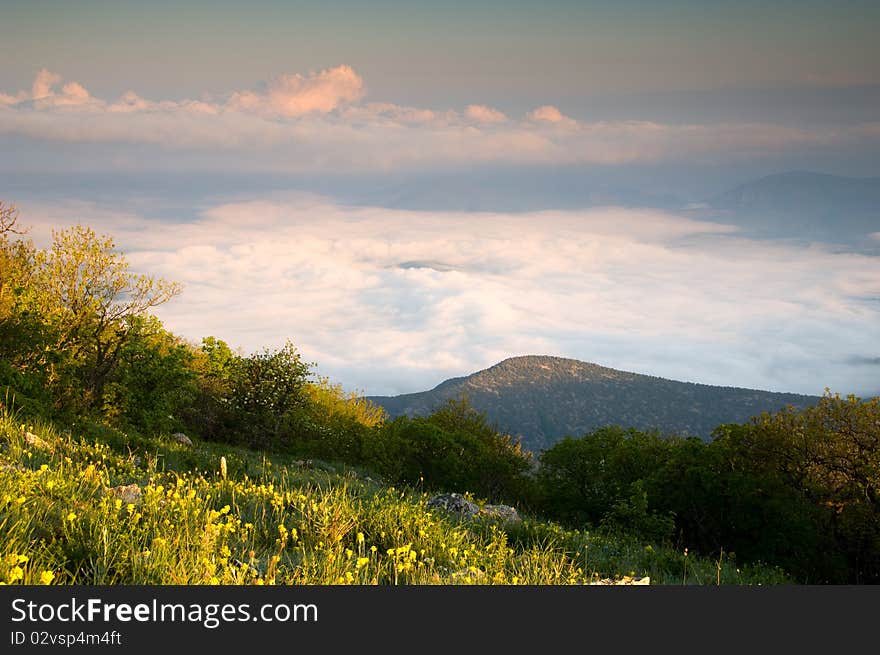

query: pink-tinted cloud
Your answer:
[527,105,570,123]
[0,92,25,106]
[31,68,62,99]
[228,65,365,117]
[465,104,507,124]
[1,68,879,172]
[24,69,97,109]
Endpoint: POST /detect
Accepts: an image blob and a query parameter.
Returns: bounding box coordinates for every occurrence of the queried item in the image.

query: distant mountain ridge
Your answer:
[707,171,880,245]
[368,356,821,452]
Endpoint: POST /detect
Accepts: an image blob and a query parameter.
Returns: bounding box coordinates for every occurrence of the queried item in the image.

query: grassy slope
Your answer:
[0,411,789,586]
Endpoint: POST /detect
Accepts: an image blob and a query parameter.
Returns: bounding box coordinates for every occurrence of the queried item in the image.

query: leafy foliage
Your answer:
[537,393,880,583]
[104,316,198,435]
[369,398,533,504]
[712,392,880,582]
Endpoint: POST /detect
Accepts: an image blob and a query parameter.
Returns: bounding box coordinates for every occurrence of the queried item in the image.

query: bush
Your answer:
[536,426,670,527]
[367,398,533,503]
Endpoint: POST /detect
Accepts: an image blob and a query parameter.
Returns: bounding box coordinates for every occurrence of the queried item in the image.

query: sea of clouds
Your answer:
[17,194,880,398]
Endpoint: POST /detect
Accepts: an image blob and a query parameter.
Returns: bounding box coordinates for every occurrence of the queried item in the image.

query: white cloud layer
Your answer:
[2,68,878,173]
[19,195,880,398]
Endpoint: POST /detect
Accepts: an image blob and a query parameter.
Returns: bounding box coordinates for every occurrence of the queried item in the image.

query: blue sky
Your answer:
[1,1,878,396]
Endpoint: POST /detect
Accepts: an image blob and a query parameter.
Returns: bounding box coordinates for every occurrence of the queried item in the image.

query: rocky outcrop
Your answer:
[25,431,51,451]
[427,494,521,524]
[481,504,521,523]
[427,493,480,519]
[170,432,193,447]
[589,576,650,585]
[106,483,142,505]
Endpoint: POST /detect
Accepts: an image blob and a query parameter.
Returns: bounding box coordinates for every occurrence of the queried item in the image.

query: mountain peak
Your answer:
[369,355,820,452]
[473,355,635,385]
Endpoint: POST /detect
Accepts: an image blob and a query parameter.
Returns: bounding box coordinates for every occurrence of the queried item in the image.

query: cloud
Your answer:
[31,68,62,99]
[107,91,151,113]
[2,68,879,173]
[527,105,573,125]
[228,65,364,117]
[18,194,880,398]
[0,92,25,106]
[23,68,97,109]
[343,102,439,124]
[465,104,507,124]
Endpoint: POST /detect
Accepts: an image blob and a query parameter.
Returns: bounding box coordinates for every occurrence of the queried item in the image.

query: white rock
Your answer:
[170,432,193,447]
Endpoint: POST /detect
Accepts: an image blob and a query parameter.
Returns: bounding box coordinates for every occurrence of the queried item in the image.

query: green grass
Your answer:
[0,409,789,586]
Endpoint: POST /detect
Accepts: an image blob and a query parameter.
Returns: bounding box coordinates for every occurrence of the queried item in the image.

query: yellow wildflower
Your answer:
[39,571,55,585]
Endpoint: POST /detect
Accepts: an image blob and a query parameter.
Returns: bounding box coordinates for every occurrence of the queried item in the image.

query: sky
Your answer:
[1,1,879,396]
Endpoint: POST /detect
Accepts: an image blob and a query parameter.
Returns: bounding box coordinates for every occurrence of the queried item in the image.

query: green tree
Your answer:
[537,426,669,527]
[30,225,181,413]
[198,339,312,448]
[425,397,533,502]
[368,397,533,503]
[0,201,23,236]
[713,391,880,582]
[304,377,386,429]
[104,315,198,434]
[0,203,52,413]
[180,336,239,440]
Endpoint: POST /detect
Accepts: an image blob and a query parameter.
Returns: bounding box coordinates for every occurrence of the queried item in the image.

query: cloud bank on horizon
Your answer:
[18,194,880,399]
[2,67,879,173]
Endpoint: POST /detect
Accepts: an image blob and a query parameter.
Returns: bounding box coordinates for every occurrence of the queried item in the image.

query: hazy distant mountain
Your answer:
[708,171,880,245]
[368,356,820,452]
[348,168,686,212]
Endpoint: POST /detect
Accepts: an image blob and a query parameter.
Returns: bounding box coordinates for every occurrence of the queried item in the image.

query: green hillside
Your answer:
[0,411,784,586]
